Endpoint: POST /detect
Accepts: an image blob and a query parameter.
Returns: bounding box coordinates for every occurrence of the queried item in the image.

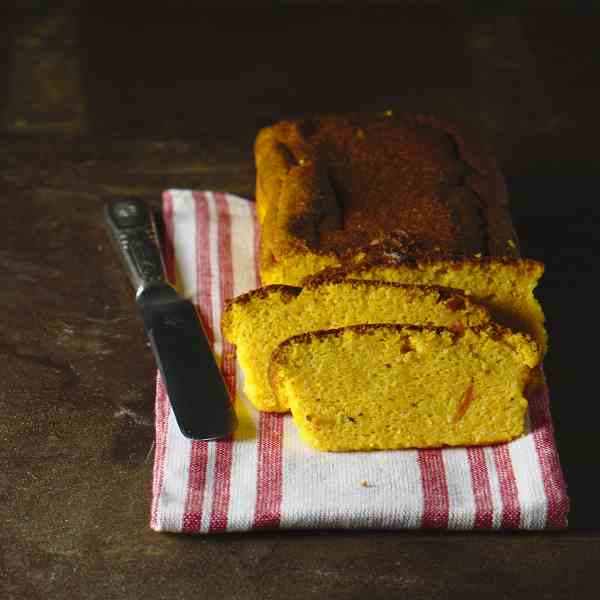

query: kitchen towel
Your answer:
[150,189,569,533]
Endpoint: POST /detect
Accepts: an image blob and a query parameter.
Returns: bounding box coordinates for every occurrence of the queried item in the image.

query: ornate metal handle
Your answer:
[104,198,168,297]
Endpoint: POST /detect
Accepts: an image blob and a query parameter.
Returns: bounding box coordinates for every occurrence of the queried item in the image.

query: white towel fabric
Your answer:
[150,189,569,533]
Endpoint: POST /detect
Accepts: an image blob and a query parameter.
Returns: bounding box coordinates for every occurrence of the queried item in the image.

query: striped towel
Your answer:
[150,189,569,533]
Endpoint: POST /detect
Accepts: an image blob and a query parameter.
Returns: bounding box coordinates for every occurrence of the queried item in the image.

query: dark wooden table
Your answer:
[2,3,599,599]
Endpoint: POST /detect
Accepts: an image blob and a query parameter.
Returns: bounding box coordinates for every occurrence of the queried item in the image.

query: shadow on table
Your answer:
[507,160,600,530]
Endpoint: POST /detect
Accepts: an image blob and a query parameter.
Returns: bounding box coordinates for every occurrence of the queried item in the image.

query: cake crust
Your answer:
[255,112,520,284]
[271,321,538,358]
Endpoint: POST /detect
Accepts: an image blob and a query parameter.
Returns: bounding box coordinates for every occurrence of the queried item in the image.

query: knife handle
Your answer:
[104,198,169,298]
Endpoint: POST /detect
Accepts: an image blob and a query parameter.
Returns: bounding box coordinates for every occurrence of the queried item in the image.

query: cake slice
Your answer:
[306,251,547,352]
[269,323,541,451]
[222,279,491,412]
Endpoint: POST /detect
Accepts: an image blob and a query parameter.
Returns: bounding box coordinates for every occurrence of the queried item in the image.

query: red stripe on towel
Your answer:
[194,192,215,346]
[528,379,569,528]
[467,447,494,529]
[150,192,175,530]
[162,191,176,285]
[180,192,213,533]
[493,443,521,529]
[208,192,235,533]
[419,450,449,529]
[251,206,284,529]
[253,412,284,528]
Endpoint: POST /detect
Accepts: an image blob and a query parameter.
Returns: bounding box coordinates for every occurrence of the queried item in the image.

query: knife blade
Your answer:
[104,197,237,440]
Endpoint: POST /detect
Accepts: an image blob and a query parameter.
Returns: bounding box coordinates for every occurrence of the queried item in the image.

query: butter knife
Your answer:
[105,198,237,440]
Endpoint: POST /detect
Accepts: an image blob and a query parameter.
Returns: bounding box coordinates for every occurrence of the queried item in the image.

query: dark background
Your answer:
[1,2,599,599]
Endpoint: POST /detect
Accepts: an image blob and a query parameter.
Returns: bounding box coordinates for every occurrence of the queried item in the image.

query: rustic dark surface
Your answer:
[1,3,599,599]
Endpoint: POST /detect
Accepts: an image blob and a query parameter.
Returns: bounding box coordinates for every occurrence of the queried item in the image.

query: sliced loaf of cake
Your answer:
[269,323,541,451]
[222,279,491,412]
[255,113,547,352]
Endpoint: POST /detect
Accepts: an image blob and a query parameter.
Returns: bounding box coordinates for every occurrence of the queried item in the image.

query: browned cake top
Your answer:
[256,113,519,260]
